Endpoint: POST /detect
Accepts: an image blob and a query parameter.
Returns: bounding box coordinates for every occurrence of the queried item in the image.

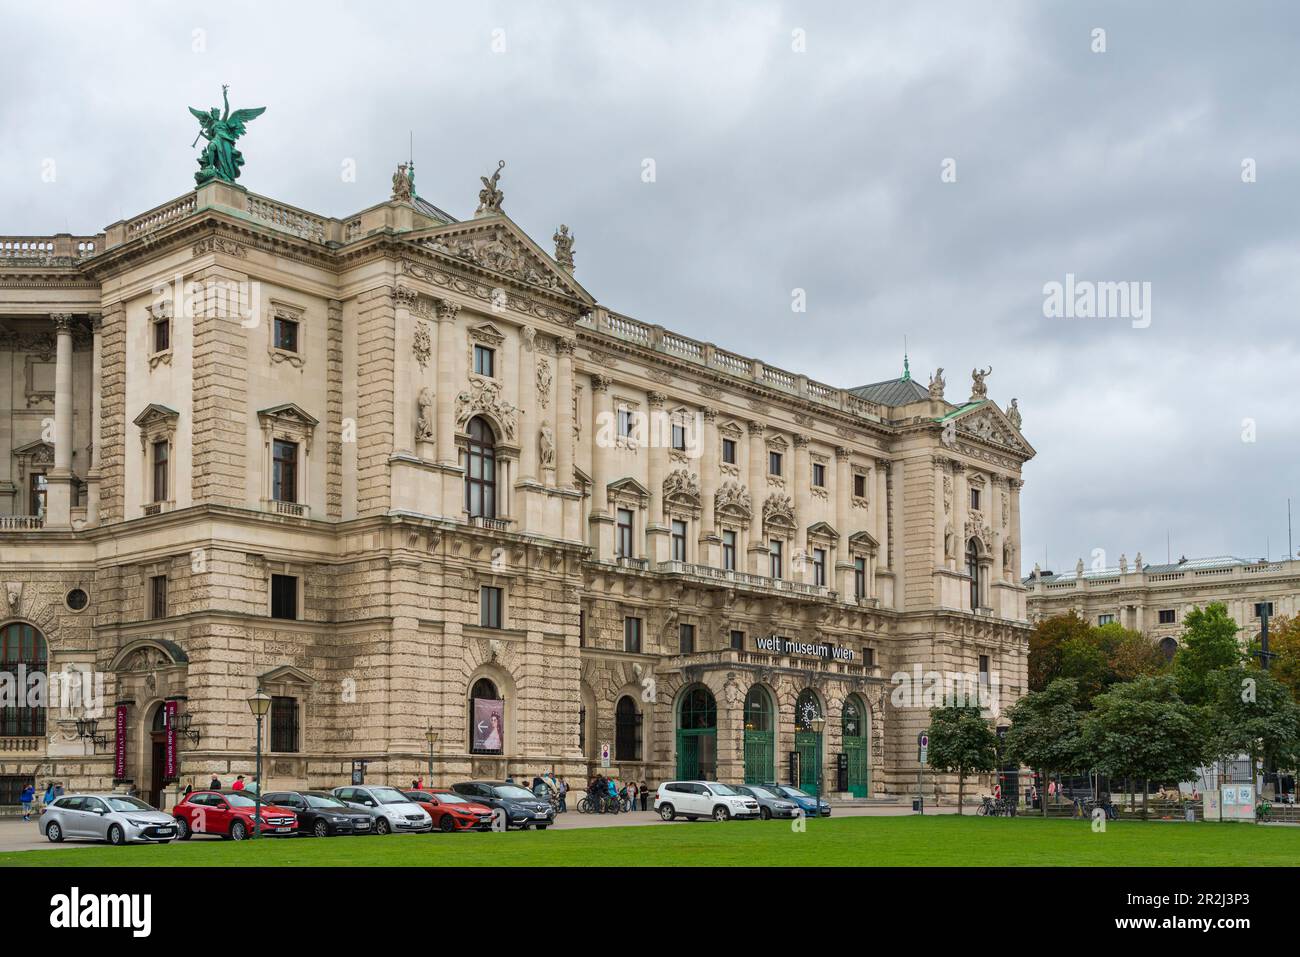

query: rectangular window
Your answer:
[1158,609,1176,625]
[578,609,586,648]
[812,462,825,487]
[722,530,737,571]
[270,574,298,620]
[812,548,827,587]
[854,556,866,599]
[270,696,299,753]
[862,647,876,669]
[721,438,737,464]
[473,344,495,377]
[730,629,744,650]
[854,474,867,498]
[671,520,687,562]
[978,654,991,685]
[153,316,170,353]
[151,440,169,503]
[769,539,783,579]
[618,407,633,438]
[679,623,695,655]
[970,488,981,511]
[272,440,298,504]
[29,473,47,516]
[671,423,686,451]
[273,316,299,352]
[1255,602,1275,619]
[149,575,168,620]
[616,508,634,558]
[769,451,782,476]
[480,586,503,629]
[624,617,642,654]
[1098,613,1115,626]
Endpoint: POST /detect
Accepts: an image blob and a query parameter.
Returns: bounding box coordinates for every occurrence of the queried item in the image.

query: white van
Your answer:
[654,781,760,821]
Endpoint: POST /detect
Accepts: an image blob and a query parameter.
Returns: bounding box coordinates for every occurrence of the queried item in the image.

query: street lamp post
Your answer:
[425,728,439,788]
[246,690,271,839]
[811,716,826,817]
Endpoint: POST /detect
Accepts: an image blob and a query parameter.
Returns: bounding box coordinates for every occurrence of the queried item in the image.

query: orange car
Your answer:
[402,788,495,832]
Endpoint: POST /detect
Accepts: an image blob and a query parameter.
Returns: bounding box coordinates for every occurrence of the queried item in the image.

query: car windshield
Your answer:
[493,785,535,800]
[746,787,777,800]
[778,786,811,798]
[370,787,410,805]
[305,794,347,809]
[435,793,470,804]
[225,793,258,808]
[708,784,739,796]
[106,796,154,812]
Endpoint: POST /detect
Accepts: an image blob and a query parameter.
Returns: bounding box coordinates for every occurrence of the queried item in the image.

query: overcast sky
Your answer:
[4,0,1299,574]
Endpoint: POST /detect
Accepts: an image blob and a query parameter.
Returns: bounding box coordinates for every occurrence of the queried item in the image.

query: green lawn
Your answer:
[3,815,1296,867]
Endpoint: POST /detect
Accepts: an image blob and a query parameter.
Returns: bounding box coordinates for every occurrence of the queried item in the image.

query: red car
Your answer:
[403,789,494,832]
[173,790,298,841]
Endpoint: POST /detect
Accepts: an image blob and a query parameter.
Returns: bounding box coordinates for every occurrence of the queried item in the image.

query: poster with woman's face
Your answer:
[473,697,504,752]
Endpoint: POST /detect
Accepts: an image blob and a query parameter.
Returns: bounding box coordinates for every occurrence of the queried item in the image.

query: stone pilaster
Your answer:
[191,265,249,508]
[589,373,613,558]
[645,391,667,563]
[555,338,575,488]
[793,434,811,582]
[434,298,460,467]
[97,302,126,524]
[834,446,852,594]
[746,420,766,573]
[698,407,719,566]
[45,313,76,527]
[354,285,396,516]
[326,299,343,519]
[393,286,417,456]
[85,313,103,526]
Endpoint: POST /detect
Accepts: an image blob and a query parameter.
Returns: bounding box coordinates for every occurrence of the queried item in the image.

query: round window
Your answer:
[65,588,89,612]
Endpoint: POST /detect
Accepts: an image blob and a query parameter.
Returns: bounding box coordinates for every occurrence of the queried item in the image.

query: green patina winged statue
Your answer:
[189,85,266,186]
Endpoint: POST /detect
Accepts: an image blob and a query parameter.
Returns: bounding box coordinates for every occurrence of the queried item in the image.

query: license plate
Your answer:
[275,826,292,832]
[155,828,174,835]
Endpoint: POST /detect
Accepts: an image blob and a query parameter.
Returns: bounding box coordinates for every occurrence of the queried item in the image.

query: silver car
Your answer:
[734,784,800,820]
[42,793,179,845]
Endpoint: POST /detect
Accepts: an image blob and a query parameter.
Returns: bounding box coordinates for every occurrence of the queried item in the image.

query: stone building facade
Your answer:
[0,167,1034,807]
[1026,554,1300,657]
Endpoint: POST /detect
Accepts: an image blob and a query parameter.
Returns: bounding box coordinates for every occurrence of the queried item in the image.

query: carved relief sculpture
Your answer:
[416,387,435,442]
[553,224,575,272]
[412,321,432,369]
[536,358,552,409]
[455,377,518,440]
[539,425,556,470]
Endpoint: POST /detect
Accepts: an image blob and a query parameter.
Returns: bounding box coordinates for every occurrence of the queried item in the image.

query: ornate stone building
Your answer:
[0,166,1033,807]
[1026,554,1300,658]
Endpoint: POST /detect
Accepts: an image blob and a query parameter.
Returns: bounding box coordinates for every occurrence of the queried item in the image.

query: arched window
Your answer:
[678,686,717,729]
[744,686,773,732]
[794,689,821,731]
[0,623,47,736]
[469,677,503,754]
[615,696,642,761]
[464,417,497,519]
[1158,636,1178,661]
[966,539,982,610]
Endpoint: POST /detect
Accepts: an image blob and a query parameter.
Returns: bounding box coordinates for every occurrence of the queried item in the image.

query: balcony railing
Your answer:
[468,515,510,531]
[0,515,44,530]
[656,560,832,598]
[0,737,43,753]
[269,500,309,518]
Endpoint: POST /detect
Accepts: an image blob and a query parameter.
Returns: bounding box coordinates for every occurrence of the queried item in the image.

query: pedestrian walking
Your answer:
[639,779,648,811]
[627,780,638,811]
[20,783,35,821]
[558,777,568,813]
[232,774,246,791]
[208,774,221,789]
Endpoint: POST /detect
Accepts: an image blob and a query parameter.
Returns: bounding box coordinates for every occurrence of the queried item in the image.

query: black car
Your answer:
[451,781,555,830]
[262,790,376,837]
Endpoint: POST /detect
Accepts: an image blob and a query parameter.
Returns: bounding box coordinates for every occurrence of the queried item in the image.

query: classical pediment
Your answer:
[944,402,1034,457]
[256,403,319,429]
[132,403,180,430]
[805,520,840,542]
[408,216,593,304]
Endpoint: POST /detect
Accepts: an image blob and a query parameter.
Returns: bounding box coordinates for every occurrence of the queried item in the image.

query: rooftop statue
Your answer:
[970,366,991,401]
[190,85,266,186]
[477,160,506,214]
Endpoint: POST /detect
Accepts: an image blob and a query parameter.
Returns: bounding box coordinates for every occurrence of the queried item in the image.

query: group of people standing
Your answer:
[18,781,63,822]
[586,774,650,811]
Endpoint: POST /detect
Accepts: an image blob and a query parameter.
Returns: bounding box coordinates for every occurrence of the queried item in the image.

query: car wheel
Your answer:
[713,806,730,822]
[176,818,192,840]
[760,807,772,820]
[659,803,675,822]
[439,815,456,833]
[313,819,330,838]
[374,817,390,836]
[229,819,247,841]
[46,821,63,843]
[107,824,125,846]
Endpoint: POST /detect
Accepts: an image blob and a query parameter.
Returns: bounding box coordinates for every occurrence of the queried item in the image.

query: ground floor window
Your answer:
[0,775,34,805]
[270,696,300,753]
[469,678,504,754]
[615,696,642,761]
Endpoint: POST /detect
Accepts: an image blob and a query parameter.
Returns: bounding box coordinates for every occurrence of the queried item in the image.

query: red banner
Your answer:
[164,699,178,779]
[114,704,128,781]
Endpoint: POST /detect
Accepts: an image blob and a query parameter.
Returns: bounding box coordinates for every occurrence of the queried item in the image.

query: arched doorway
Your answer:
[148,704,168,809]
[794,689,822,792]
[842,694,869,797]
[469,677,504,754]
[0,622,46,738]
[675,685,717,780]
[743,685,775,784]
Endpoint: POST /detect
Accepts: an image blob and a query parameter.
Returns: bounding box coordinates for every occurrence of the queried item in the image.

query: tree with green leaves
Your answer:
[1173,603,1244,705]
[926,705,998,814]
[1205,667,1300,794]
[1080,675,1206,820]
[1246,615,1300,703]
[1002,678,1086,817]
[1028,615,1167,707]
[1028,612,1092,692]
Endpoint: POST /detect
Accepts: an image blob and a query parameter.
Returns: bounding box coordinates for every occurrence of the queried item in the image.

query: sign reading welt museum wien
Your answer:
[755,635,856,662]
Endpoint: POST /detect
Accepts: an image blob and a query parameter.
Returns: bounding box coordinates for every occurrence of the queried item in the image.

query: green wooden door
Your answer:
[843,695,869,797]
[744,731,774,784]
[676,731,700,779]
[795,731,819,792]
[676,686,718,780]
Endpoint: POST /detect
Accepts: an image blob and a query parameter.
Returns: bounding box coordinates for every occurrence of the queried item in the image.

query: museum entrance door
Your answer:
[675,685,717,780]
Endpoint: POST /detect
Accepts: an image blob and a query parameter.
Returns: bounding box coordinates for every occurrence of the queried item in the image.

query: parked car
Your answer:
[262,790,376,837]
[451,781,555,829]
[332,785,432,834]
[654,781,760,821]
[41,793,179,845]
[733,784,800,820]
[172,790,298,840]
[767,785,832,817]
[403,789,494,832]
